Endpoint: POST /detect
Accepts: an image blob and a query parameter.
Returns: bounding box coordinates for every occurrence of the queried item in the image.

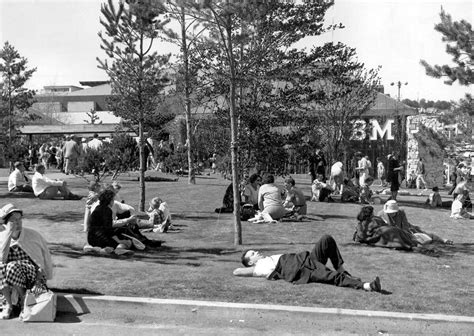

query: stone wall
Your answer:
[406,115,445,188]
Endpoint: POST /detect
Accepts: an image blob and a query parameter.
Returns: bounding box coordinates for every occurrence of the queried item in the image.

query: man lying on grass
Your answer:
[233,235,382,292]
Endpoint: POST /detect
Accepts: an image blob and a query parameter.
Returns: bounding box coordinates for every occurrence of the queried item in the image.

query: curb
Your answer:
[57,293,474,324]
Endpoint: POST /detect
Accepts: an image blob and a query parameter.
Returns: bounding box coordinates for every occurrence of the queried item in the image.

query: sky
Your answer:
[0,0,472,102]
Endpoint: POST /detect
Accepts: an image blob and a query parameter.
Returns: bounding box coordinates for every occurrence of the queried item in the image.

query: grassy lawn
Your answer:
[1,169,473,317]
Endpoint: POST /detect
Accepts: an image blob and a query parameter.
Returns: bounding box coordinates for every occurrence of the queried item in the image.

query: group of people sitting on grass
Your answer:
[8,162,82,200]
[83,181,173,255]
[215,174,307,222]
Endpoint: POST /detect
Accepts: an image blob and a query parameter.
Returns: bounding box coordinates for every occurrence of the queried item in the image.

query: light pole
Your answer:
[390,81,408,101]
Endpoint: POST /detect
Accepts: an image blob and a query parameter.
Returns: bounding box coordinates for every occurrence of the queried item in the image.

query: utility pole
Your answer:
[390,81,408,101]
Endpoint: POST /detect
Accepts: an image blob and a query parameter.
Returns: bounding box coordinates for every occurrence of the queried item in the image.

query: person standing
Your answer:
[62,135,81,175]
[376,157,386,187]
[415,158,428,195]
[387,153,403,201]
[88,133,103,151]
[356,154,370,187]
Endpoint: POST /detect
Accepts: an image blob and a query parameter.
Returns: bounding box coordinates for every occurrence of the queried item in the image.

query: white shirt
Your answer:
[8,169,29,191]
[88,138,103,150]
[253,255,283,277]
[32,172,64,196]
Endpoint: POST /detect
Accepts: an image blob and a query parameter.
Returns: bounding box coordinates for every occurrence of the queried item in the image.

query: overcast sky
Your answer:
[1,0,472,102]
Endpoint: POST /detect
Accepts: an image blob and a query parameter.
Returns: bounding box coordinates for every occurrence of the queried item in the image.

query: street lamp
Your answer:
[390,81,408,101]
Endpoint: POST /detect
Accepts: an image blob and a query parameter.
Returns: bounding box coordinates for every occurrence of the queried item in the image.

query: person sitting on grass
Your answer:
[0,204,53,320]
[86,188,137,255]
[359,176,375,204]
[215,183,234,214]
[258,174,288,220]
[233,234,382,293]
[425,186,442,208]
[241,174,261,210]
[8,161,33,193]
[311,174,334,202]
[450,191,474,219]
[377,200,453,245]
[140,197,173,233]
[31,164,82,200]
[353,206,418,250]
[83,181,102,232]
[282,177,307,217]
[341,178,359,203]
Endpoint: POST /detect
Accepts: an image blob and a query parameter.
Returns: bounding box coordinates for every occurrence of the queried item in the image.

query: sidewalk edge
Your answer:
[57,293,474,323]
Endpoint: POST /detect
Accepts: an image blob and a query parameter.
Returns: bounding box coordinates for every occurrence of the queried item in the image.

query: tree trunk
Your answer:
[138,119,146,212]
[226,17,242,245]
[181,6,195,185]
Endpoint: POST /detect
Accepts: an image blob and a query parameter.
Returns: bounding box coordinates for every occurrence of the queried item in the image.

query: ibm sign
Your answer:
[352,119,395,141]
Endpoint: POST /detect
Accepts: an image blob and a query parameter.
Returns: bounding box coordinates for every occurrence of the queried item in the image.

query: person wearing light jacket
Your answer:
[0,204,53,320]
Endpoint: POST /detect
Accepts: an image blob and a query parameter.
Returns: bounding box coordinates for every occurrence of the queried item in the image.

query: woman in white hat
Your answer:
[377,200,453,245]
[0,204,53,319]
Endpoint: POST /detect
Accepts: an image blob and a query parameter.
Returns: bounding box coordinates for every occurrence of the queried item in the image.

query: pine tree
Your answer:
[97,0,174,211]
[420,8,473,86]
[0,41,37,166]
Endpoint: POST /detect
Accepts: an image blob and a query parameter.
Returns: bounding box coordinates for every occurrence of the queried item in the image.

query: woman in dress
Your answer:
[258,175,287,220]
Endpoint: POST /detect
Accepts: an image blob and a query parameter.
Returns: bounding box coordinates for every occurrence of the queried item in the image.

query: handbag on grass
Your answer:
[21,286,57,322]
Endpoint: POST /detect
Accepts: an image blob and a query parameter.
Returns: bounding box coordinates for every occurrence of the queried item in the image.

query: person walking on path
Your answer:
[416,158,428,195]
[233,234,382,292]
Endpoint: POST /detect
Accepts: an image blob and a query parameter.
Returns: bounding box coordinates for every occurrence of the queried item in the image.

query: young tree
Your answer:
[420,8,473,86]
[0,41,36,166]
[83,108,103,124]
[97,0,174,210]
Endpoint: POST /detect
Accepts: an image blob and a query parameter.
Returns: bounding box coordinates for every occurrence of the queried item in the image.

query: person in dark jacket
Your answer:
[233,235,381,292]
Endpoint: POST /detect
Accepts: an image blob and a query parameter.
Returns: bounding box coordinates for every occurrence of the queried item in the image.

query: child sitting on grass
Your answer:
[144,197,173,232]
[425,186,442,208]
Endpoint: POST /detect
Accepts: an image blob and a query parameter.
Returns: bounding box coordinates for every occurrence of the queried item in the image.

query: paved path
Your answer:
[2,294,473,335]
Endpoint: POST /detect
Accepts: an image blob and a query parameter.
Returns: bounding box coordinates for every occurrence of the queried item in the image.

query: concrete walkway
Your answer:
[1,293,473,335]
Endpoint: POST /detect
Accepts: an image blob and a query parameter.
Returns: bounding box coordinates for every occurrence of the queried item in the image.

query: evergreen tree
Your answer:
[420,9,473,86]
[97,0,174,210]
[0,41,37,165]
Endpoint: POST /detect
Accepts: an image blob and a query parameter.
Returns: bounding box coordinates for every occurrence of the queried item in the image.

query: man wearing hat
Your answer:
[7,162,33,193]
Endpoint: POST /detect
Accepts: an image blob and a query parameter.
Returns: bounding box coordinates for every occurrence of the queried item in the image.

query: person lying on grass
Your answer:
[353,206,419,250]
[377,200,453,245]
[233,234,382,292]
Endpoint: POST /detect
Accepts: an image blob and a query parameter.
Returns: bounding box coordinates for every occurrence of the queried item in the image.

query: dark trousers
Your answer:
[306,235,363,289]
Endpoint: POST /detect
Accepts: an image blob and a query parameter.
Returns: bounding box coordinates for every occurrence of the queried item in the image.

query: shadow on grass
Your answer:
[0,192,36,199]
[342,241,474,258]
[33,211,84,222]
[317,214,354,220]
[50,287,103,295]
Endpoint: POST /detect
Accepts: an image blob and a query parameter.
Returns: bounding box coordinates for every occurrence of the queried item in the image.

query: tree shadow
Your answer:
[32,211,84,222]
[0,192,35,199]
